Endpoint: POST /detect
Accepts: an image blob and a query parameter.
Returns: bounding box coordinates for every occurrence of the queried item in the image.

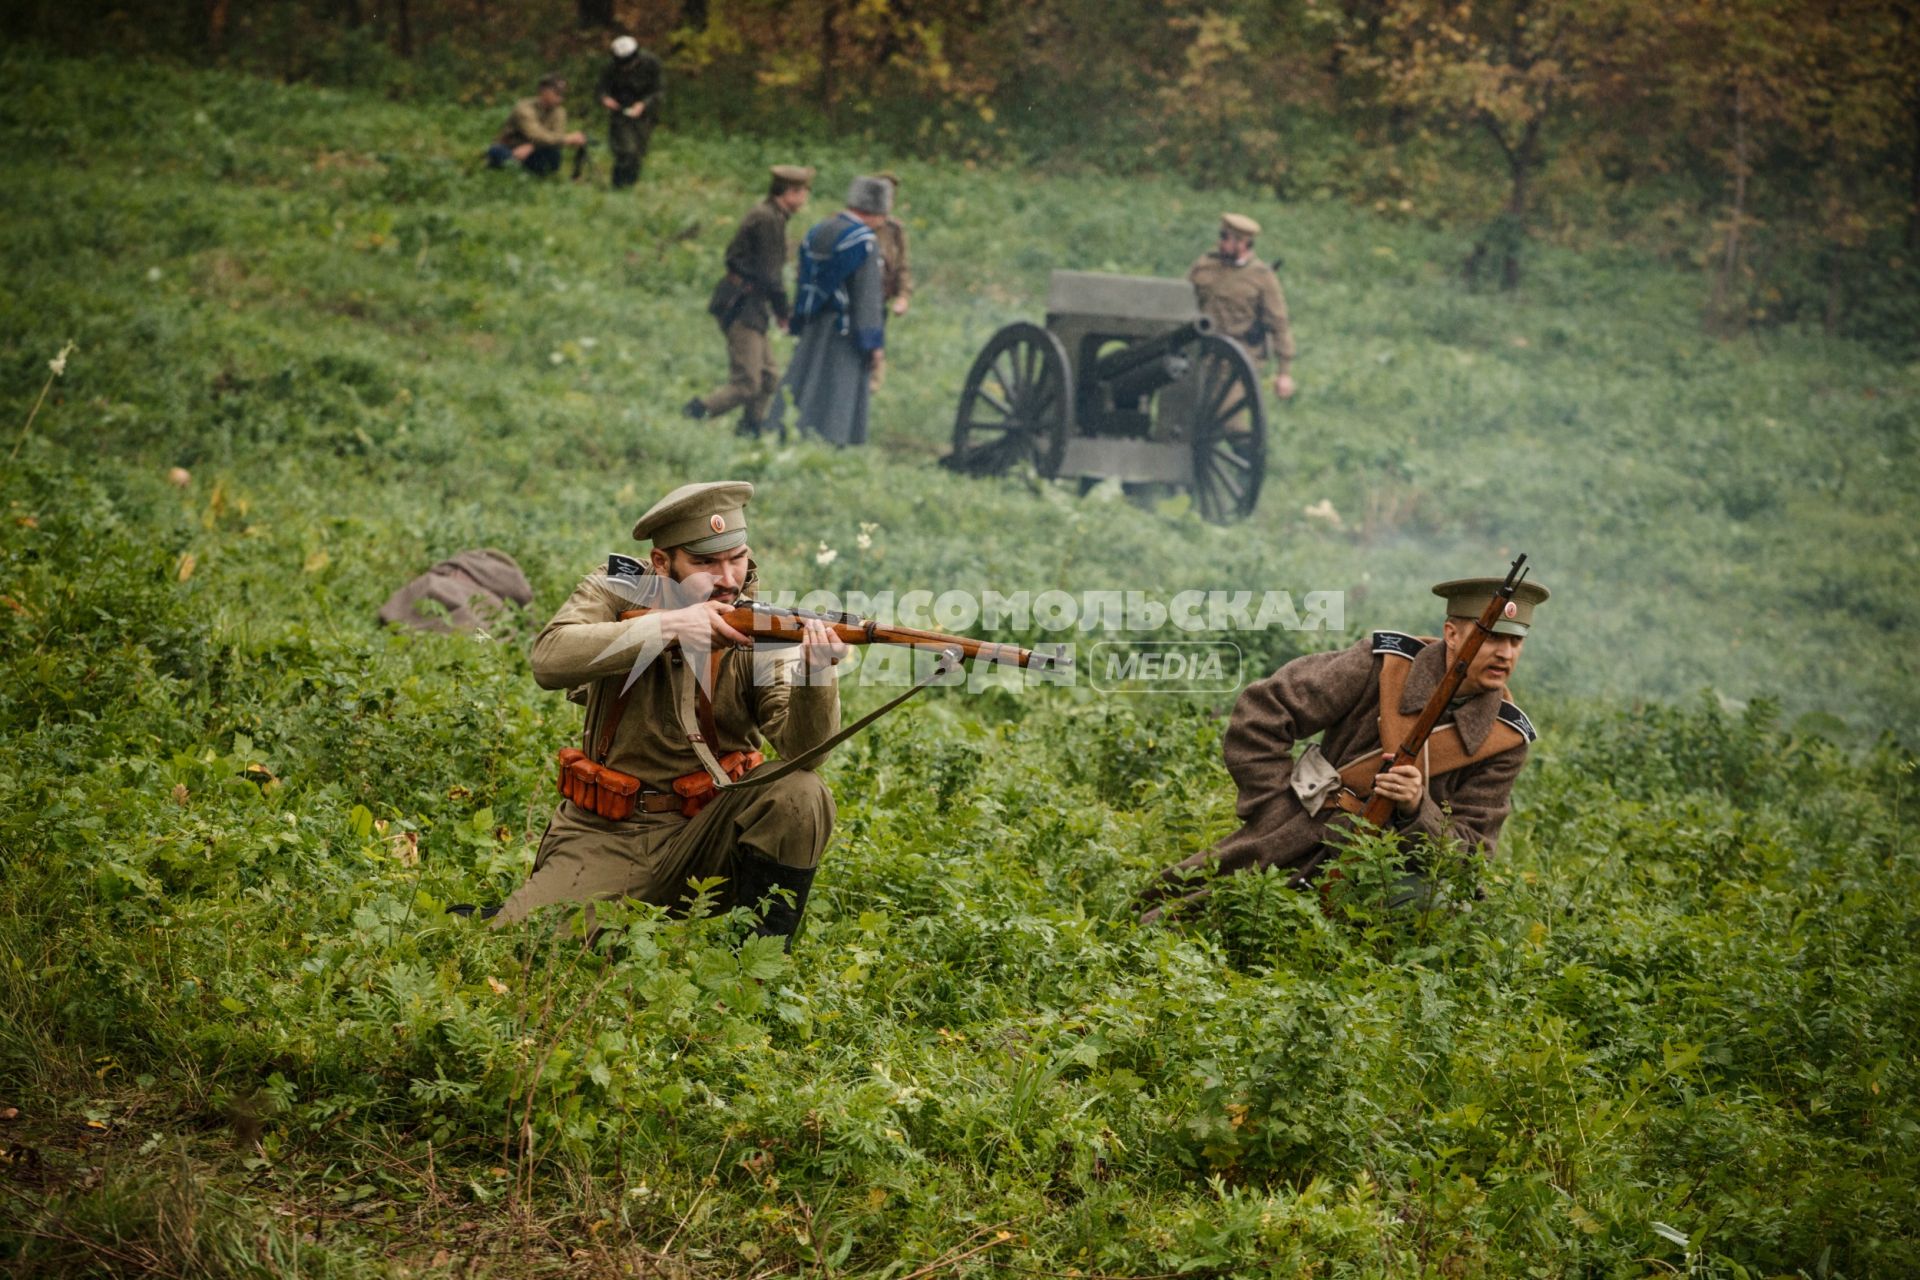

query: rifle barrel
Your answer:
[616,604,1066,671]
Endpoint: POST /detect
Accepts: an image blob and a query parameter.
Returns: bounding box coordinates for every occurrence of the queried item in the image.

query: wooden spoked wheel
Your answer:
[1183,334,1266,523]
[947,323,1072,478]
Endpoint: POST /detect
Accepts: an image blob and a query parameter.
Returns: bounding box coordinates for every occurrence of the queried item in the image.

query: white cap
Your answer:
[610,35,638,58]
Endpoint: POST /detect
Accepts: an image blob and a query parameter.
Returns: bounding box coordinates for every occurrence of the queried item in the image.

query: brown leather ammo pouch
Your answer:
[554,684,644,821]
[669,749,764,819]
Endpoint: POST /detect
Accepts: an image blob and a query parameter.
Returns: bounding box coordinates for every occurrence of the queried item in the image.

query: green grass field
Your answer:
[2,51,1917,1279]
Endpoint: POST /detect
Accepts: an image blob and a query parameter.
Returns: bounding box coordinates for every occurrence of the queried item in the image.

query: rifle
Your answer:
[570,140,595,182]
[616,601,1070,672]
[1354,553,1530,827]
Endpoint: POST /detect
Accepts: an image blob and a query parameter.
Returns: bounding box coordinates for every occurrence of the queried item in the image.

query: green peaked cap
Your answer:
[632,481,754,553]
[1432,576,1551,637]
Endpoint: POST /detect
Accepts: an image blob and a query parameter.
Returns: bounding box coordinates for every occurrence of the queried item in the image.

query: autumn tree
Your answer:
[1349,0,1646,289]
[1656,0,1915,334]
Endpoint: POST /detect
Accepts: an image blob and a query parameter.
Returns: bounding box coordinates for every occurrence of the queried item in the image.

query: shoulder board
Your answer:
[607,553,647,579]
[1371,630,1427,661]
[1497,700,1538,743]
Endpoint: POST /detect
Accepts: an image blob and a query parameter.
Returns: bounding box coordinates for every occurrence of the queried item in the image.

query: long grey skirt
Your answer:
[776,321,871,446]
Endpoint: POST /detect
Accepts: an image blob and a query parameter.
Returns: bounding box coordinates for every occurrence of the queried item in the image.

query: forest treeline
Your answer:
[11,0,1918,347]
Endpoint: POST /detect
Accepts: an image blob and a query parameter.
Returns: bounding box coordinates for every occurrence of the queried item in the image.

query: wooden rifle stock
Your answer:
[616,601,1068,672]
[1358,554,1529,827]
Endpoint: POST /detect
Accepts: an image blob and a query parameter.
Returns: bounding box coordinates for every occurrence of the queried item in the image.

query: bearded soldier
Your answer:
[1189,212,1296,402]
[1141,574,1548,921]
[495,482,844,945]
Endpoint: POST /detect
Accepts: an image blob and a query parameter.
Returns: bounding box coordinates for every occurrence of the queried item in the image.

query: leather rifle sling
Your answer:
[677,648,965,798]
[593,680,635,764]
[1335,639,1529,798]
[680,650,733,786]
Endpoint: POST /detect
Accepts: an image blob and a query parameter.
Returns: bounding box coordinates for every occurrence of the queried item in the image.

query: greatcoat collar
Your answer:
[1397,638,1503,755]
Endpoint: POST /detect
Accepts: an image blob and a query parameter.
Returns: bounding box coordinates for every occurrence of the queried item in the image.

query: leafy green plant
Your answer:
[1,48,1916,1280]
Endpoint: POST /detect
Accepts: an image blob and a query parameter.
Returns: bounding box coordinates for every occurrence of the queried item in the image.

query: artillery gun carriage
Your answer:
[943,270,1267,522]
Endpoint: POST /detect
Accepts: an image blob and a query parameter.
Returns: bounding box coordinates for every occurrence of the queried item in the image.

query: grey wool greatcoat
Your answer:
[1141,632,1533,918]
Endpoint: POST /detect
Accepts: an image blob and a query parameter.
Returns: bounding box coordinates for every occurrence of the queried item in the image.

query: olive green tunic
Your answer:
[1188,252,1295,376]
[496,564,840,923]
[707,199,794,334]
[702,199,795,423]
[494,97,571,149]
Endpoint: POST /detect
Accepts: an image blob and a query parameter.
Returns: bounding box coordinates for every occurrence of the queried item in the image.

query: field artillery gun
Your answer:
[943,271,1267,522]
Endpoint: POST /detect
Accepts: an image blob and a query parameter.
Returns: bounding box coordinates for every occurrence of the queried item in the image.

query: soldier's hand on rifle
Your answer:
[564,130,587,147]
[1273,372,1296,400]
[656,600,752,649]
[1372,759,1425,817]
[797,616,847,675]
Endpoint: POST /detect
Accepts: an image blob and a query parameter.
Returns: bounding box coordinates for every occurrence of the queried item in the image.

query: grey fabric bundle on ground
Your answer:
[377,549,534,633]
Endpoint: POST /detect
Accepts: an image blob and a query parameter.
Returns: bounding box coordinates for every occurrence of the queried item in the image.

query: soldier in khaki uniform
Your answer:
[496,482,845,943]
[869,172,913,393]
[1189,212,1296,402]
[685,166,814,439]
[1140,574,1548,922]
[485,75,587,179]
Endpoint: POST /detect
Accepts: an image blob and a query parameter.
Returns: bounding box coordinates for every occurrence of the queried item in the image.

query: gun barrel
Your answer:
[1090,316,1214,387]
[1104,353,1191,404]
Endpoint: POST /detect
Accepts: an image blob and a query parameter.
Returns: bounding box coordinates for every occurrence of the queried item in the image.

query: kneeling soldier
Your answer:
[1140,573,1548,921]
[497,481,844,943]
[486,74,587,178]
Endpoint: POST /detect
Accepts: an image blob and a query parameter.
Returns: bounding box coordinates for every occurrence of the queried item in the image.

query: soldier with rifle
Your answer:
[1140,561,1547,922]
[492,481,1063,944]
[685,165,814,439]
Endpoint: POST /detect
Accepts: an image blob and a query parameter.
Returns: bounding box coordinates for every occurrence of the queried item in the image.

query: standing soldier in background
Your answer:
[1190,213,1296,403]
[686,166,815,439]
[777,176,891,447]
[596,36,663,191]
[869,172,913,393]
[486,74,586,178]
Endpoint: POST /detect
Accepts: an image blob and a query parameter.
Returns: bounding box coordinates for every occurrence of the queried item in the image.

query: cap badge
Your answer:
[709,514,726,534]
[1503,601,1518,619]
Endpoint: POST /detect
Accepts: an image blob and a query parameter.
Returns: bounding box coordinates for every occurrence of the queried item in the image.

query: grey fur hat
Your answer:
[846,175,892,215]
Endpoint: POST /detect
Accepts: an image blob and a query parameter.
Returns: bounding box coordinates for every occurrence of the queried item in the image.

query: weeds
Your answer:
[1,49,1917,1280]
